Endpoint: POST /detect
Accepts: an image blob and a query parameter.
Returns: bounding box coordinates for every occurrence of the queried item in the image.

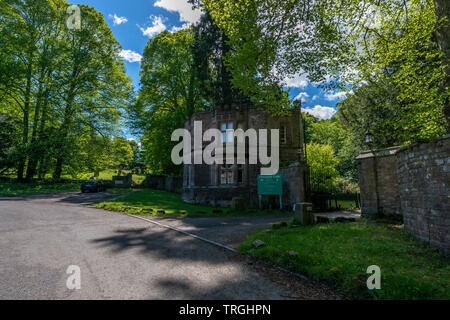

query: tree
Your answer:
[0,1,132,181]
[201,0,450,130]
[0,0,58,180]
[309,120,347,152]
[110,137,133,175]
[433,0,450,126]
[0,112,21,174]
[197,0,343,112]
[190,10,250,108]
[307,143,339,191]
[128,29,203,176]
[128,139,145,174]
[51,4,132,180]
[80,134,112,178]
[338,76,447,146]
[307,117,361,180]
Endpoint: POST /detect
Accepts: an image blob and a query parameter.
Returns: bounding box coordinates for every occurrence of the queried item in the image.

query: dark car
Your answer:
[81,181,106,193]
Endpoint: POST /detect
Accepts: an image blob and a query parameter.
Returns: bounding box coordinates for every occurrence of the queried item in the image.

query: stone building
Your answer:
[182,105,309,208]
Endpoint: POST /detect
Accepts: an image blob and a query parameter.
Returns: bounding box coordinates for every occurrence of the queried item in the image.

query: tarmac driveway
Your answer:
[0,192,343,300]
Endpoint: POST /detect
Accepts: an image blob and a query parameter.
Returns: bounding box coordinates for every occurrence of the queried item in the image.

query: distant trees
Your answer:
[307,143,339,191]
[0,0,133,181]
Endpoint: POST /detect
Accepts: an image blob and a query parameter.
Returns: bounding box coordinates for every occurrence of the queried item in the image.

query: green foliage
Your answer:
[0,112,21,172]
[110,137,134,173]
[129,29,203,176]
[309,119,347,152]
[306,143,339,190]
[338,78,447,147]
[191,11,249,108]
[201,0,334,113]
[202,0,449,131]
[0,0,133,181]
[240,221,450,300]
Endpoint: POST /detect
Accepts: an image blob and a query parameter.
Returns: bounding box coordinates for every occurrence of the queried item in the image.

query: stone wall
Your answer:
[357,135,450,253]
[112,174,133,188]
[143,175,183,194]
[280,162,308,209]
[356,147,402,216]
[396,136,449,253]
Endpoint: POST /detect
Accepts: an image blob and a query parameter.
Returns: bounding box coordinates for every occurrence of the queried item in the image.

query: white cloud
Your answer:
[119,49,142,63]
[312,95,319,101]
[139,16,167,38]
[154,0,202,24]
[127,138,142,147]
[294,92,309,103]
[302,105,337,120]
[109,14,128,25]
[324,90,354,101]
[284,73,308,89]
[171,23,190,33]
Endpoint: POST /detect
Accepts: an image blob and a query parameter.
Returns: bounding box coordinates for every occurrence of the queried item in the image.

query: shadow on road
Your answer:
[89,227,344,300]
[90,227,234,264]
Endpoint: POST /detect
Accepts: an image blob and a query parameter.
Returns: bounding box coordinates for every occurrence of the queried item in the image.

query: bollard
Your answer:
[294,203,314,225]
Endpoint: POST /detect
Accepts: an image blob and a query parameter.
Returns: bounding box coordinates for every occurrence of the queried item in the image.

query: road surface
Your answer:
[0,192,343,300]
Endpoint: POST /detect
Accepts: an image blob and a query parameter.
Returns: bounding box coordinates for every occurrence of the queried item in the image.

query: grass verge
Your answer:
[0,181,81,196]
[95,188,287,218]
[239,220,450,300]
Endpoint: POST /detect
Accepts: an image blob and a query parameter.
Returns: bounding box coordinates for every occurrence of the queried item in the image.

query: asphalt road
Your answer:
[0,192,343,300]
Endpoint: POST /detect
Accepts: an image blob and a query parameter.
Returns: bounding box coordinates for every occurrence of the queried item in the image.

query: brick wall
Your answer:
[357,135,450,253]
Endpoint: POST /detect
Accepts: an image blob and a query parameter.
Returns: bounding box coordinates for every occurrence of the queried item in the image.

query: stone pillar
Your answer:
[356,147,401,217]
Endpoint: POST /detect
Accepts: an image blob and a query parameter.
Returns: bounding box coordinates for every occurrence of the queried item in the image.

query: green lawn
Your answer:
[1,169,146,185]
[0,181,81,196]
[95,188,287,218]
[0,169,146,197]
[240,220,450,300]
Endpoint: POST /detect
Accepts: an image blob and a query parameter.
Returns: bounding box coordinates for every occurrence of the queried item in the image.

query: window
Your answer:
[221,122,234,144]
[220,165,233,185]
[280,125,287,145]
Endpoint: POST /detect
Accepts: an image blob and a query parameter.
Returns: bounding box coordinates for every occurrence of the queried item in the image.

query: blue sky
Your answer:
[75,0,345,122]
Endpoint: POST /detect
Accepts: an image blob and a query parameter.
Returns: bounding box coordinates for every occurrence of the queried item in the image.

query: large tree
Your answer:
[129,29,203,176]
[0,1,132,181]
[201,0,449,132]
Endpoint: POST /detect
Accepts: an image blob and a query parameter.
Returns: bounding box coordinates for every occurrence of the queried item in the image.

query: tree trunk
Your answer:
[25,74,46,181]
[434,0,450,130]
[17,58,33,181]
[53,89,76,181]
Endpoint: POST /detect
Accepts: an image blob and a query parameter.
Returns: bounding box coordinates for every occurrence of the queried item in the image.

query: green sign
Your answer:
[258,174,283,195]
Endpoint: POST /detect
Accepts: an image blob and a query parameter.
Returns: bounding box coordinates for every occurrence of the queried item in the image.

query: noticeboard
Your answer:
[258,174,283,196]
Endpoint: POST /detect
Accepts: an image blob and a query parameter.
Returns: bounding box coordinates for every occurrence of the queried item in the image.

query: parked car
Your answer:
[81,181,106,193]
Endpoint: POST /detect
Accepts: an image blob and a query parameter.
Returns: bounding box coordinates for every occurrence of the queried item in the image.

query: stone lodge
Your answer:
[182,105,309,208]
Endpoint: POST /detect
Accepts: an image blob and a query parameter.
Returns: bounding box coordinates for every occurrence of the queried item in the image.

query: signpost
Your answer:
[257,174,283,209]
